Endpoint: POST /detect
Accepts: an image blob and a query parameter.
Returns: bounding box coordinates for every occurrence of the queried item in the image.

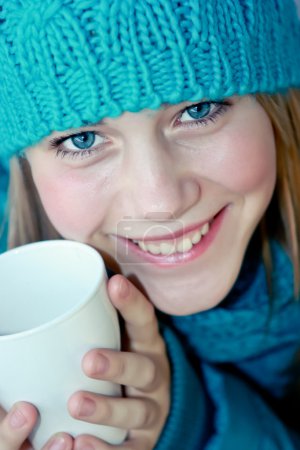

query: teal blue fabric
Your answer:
[201,364,300,450]
[156,241,300,449]
[170,241,300,398]
[0,0,300,159]
[154,326,209,450]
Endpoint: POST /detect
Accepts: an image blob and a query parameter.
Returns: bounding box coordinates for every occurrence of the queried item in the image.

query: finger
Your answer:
[108,275,164,352]
[74,434,149,450]
[82,349,158,391]
[68,392,158,430]
[0,402,37,450]
[42,433,74,450]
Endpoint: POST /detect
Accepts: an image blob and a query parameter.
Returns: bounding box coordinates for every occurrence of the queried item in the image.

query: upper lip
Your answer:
[117,216,215,242]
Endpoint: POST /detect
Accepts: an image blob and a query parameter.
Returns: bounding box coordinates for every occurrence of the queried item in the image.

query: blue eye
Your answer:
[59,131,106,152]
[181,102,212,121]
[70,131,96,149]
[49,130,108,160]
[177,100,230,127]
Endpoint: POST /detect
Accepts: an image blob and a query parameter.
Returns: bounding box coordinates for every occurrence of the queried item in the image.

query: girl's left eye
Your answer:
[176,101,230,127]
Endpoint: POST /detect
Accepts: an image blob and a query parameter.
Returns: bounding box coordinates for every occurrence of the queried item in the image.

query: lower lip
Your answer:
[116,206,228,267]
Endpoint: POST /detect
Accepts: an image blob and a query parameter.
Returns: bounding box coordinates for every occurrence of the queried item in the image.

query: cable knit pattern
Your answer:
[0,0,300,158]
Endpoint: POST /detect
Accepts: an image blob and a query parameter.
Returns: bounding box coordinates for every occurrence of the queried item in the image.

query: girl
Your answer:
[1,1,300,449]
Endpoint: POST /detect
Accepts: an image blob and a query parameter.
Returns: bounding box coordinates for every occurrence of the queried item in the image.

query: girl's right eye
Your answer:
[49,131,107,159]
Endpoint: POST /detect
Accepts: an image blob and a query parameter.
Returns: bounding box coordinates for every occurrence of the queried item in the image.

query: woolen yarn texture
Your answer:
[0,0,300,158]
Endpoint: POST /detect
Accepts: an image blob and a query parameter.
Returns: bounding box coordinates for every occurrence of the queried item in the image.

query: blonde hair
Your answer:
[5,89,300,289]
[257,90,300,291]
[7,157,60,247]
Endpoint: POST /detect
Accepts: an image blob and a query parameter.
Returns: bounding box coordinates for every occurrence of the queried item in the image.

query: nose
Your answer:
[118,134,200,220]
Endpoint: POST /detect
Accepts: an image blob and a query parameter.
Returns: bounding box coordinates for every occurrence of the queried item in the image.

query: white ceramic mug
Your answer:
[0,240,126,448]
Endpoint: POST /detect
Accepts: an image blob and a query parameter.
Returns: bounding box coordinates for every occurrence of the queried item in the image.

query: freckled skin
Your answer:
[27,96,276,315]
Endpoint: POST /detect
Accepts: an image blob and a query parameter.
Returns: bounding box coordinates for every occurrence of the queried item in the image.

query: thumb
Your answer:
[0,402,37,450]
[108,275,162,353]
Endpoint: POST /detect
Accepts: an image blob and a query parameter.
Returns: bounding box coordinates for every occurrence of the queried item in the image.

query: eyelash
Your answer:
[49,101,231,160]
[175,101,230,129]
[49,135,102,160]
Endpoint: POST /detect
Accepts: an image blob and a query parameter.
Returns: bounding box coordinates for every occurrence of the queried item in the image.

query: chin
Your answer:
[142,274,237,316]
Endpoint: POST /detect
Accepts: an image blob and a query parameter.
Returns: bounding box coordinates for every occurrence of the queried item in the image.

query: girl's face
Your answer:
[26,96,276,315]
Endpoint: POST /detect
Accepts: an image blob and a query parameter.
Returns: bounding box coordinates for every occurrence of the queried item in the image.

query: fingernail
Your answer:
[119,277,130,298]
[49,436,67,450]
[91,353,109,375]
[78,398,96,417]
[9,408,27,429]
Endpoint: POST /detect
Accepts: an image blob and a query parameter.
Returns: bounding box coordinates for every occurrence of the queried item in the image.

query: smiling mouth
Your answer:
[114,206,228,266]
[130,221,210,256]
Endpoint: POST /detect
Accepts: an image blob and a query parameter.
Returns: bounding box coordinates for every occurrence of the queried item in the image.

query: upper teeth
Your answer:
[133,222,210,256]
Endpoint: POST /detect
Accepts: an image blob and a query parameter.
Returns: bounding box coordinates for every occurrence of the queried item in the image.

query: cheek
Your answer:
[208,118,276,195]
[33,170,110,239]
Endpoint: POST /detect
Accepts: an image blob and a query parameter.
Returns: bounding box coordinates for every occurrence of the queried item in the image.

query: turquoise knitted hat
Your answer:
[1,0,300,158]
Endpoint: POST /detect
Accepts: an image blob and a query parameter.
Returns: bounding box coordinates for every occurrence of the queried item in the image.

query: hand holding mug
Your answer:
[70,275,171,450]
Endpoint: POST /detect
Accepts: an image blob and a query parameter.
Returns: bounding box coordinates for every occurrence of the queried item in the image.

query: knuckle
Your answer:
[143,358,157,388]
[98,398,113,422]
[138,400,156,428]
[112,356,126,380]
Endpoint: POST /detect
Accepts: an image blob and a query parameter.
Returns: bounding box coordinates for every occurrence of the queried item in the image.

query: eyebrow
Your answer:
[80,118,106,128]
